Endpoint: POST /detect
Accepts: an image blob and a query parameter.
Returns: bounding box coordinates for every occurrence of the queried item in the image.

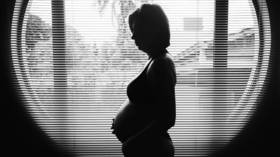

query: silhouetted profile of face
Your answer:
[130,18,154,52]
[129,4,170,57]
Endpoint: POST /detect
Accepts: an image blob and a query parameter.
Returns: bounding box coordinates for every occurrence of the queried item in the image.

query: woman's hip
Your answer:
[122,132,174,157]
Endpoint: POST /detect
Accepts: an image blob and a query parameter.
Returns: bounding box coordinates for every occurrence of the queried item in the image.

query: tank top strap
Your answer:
[143,58,153,74]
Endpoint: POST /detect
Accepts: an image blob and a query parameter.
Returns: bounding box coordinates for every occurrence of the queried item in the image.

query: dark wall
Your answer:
[1,0,279,157]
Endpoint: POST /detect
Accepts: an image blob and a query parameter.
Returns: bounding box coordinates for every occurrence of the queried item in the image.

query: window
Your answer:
[11,0,270,156]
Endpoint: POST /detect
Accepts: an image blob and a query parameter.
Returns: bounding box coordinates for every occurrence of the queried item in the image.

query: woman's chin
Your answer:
[137,46,148,52]
[137,46,145,52]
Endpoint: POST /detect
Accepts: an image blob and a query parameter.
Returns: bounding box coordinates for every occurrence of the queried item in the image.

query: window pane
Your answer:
[227,0,259,119]
[22,0,57,137]
[64,0,215,155]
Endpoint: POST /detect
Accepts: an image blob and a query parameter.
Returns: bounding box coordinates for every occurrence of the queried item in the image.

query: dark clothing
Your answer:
[127,59,154,105]
[122,132,174,157]
[112,59,154,142]
[112,55,176,157]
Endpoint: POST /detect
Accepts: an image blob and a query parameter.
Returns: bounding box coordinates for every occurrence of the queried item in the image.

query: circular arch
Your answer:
[10,0,271,156]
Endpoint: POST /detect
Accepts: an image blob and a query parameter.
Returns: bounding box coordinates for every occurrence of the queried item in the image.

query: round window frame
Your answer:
[10,0,271,152]
[227,0,271,124]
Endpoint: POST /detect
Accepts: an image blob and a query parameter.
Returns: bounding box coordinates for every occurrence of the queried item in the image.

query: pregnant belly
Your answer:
[112,100,151,141]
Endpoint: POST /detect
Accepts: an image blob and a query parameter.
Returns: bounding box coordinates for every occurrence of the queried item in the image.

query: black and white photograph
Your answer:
[1,0,279,156]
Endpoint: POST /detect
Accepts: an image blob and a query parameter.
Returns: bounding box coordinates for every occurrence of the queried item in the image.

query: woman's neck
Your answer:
[147,48,167,59]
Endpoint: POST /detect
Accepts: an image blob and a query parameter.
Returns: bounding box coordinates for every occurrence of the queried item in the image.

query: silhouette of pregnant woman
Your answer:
[111,4,177,157]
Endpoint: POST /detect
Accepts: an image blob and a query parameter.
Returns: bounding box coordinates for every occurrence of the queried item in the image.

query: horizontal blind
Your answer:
[10,0,271,156]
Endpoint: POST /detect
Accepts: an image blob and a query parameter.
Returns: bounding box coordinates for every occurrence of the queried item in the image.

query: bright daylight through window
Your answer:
[11,0,270,156]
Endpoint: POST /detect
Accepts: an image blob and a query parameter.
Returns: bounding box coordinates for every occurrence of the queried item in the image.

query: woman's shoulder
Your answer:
[150,53,175,70]
[147,53,177,84]
[147,53,176,77]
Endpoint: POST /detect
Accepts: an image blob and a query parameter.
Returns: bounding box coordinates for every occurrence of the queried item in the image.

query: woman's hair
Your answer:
[128,4,170,50]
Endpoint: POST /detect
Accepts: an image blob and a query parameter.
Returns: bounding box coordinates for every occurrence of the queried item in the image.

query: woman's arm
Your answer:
[147,55,177,131]
[123,55,176,147]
